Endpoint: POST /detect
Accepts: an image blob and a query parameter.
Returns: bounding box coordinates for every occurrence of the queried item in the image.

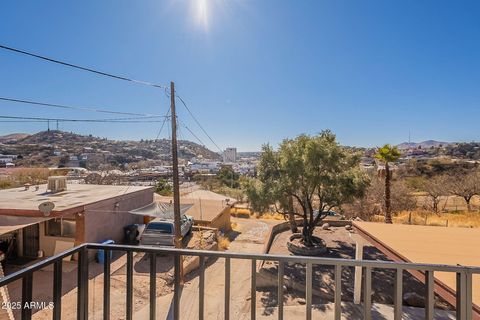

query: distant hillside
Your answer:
[0,133,30,143]
[0,130,221,169]
[19,131,98,145]
[397,140,451,150]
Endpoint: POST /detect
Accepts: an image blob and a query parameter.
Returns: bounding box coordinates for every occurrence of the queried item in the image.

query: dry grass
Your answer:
[217,235,231,250]
[415,195,480,212]
[229,207,287,220]
[229,207,252,218]
[258,212,285,220]
[371,210,480,228]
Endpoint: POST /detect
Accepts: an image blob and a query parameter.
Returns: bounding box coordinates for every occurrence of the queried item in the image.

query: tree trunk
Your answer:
[302,224,314,247]
[433,197,439,214]
[300,209,315,247]
[288,196,298,233]
[465,197,472,212]
[384,162,393,224]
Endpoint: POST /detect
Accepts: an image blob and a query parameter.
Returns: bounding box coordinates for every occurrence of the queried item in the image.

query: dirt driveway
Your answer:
[134,217,278,319]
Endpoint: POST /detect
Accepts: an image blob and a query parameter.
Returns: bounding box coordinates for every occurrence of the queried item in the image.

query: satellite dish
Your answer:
[38,201,55,217]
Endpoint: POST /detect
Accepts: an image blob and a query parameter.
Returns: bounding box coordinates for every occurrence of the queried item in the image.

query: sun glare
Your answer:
[194,0,210,31]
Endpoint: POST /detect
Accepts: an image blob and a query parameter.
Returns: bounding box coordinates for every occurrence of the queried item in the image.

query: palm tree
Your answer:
[375,144,401,223]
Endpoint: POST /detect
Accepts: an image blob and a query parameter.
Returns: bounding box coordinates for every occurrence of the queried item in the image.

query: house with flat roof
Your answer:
[0,182,153,261]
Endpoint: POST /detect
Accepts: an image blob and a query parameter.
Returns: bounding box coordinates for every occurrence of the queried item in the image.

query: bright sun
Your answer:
[194,0,210,31]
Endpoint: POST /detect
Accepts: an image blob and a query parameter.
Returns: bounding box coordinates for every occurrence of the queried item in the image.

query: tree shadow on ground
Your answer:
[257,238,453,317]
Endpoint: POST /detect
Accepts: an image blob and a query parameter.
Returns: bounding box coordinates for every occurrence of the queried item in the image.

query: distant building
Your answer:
[0,154,18,163]
[188,161,220,173]
[223,148,237,163]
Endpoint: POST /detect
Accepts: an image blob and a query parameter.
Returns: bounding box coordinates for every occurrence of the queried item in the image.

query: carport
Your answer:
[0,215,53,261]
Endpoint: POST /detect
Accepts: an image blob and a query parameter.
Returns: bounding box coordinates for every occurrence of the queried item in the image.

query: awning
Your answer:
[129,202,193,219]
[0,216,52,236]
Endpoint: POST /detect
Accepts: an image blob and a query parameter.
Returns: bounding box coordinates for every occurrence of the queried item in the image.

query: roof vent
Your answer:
[47,176,67,193]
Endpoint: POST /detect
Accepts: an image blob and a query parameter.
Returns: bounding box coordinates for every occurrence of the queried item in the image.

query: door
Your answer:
[23,224,40,257]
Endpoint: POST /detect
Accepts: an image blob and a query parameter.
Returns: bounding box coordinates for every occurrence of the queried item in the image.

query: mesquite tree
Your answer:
[421,175,449,213]
[448,170,480,212]
[244,131,368,247]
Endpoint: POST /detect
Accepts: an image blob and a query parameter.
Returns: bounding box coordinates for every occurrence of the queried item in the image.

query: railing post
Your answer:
[150,253,157,320]
[457,270,472,320]
[465,271,473,320]
[425,270,434,320]
[174,252,181,320]
[77,246,88,320]
[225,257,231,320]
[362,266,372,320]
[53,260,62,320]
[334,265,342,320]
[251,259,256,320]
[126,251,133,320]
[104,249,111,320]
[457,271,467,320]
[394,268,403,320]
[199,256,205,320]
[21,272,33,320]
[277,261,284,320]
[306,262,312,320]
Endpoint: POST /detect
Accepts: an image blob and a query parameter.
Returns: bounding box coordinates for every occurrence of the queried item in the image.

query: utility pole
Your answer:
[170,82,183,320]
[171,81,182,249]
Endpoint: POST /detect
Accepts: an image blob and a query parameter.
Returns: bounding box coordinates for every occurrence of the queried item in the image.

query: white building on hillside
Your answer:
[223,147,237,163]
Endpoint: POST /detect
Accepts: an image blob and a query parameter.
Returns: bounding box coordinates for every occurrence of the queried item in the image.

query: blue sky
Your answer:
[1,1,479,151]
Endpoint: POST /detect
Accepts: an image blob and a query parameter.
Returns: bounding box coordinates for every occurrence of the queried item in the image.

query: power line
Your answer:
[155,109,171,140]
[0,115,166,123]
[0,97,162,117]
[179,121,206,147]
[0,44,167,89]
[176,94,223,153]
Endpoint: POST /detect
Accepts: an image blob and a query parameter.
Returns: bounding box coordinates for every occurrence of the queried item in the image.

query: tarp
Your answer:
[0,215,52,236]
[129,202,193,219]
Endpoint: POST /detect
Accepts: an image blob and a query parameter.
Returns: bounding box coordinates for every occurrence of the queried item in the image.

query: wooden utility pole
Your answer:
[170,82,182,248]
[170,81,184,300]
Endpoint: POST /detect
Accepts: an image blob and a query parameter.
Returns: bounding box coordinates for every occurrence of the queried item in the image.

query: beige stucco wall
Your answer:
[83,188,153,245]
[209,207,231,232]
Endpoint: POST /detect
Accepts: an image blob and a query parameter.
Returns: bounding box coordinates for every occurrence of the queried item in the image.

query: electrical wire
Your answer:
[179,121,206,147]
[0,44,167,89]
[155,109,171,140]
[176,94,222,152]
[0,97,161,117]
[0,115,166,123]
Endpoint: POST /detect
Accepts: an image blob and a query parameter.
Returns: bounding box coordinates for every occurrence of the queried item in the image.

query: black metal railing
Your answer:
[0,243,478,320]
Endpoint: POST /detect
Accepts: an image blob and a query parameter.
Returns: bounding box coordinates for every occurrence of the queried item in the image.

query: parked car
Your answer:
[313,210,338,220]
[140,215,194,246]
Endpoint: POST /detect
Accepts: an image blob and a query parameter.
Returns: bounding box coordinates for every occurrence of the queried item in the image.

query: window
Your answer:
[146,223,173,234]
[45,218,76,237]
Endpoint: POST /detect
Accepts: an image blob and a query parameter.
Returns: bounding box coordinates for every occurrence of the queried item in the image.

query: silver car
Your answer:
[140,215,194,246]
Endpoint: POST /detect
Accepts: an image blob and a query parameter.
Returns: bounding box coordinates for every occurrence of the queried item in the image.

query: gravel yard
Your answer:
[258,226,452,315]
